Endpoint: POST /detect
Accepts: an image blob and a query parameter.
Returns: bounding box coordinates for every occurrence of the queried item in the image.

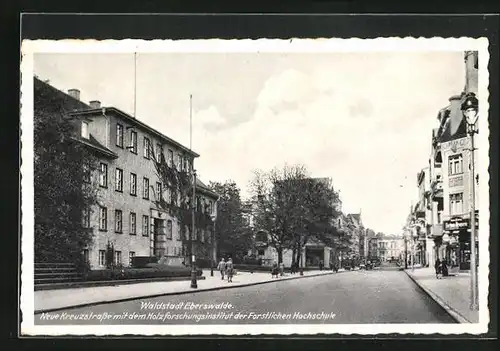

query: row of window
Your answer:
[96,162,215,214]
[433,192,464,221]
[92,208,152,236]
[96,163,166,200]
[379,242,397,249]
[81,120,192,171]
[116,123,192,171]
[87,207,213,243]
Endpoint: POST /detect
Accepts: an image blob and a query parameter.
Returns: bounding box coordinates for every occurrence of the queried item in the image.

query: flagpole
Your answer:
[133,52,137,118]
[190,94,193,150]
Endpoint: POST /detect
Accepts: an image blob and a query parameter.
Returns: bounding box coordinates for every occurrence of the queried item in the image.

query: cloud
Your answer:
[34,51,465,234]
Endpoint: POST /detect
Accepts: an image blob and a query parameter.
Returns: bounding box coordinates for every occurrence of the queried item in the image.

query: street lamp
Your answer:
[190,169,198,289]
[210,213,217,277]
[462,92,479,311]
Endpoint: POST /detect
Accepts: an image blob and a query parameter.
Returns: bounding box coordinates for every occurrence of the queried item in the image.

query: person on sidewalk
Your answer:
[271,261,279,278]
[435,258,442,279]
[441,260,449,277]
[319,260,324,271]
[217,258,226,280]
[225,258,234,283]
[279,262,284,277]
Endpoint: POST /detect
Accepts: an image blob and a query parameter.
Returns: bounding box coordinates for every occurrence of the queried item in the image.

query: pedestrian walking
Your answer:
[271,261,279,278]
[226,258,234,283]
[441,260,449,277]
[435,258,445,279]
[279,262,284,277]
[319,260,324,271]
[217,258,226,280]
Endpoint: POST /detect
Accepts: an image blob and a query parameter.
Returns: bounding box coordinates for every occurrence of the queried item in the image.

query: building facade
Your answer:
[36,78,218,269]
[376,234,405,262]
[427,51,479,272]
[413,167,434,267]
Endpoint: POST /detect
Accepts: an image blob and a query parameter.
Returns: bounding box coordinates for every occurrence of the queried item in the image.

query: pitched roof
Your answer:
[70,134,118,159]
[348,213,362,224]
[34,76,90,112]
[196,178,218,199]
[35,76,199,158]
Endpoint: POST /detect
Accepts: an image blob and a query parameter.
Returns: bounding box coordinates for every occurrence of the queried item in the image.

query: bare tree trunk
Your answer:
[277,247,283,264]
[295,243,302,267]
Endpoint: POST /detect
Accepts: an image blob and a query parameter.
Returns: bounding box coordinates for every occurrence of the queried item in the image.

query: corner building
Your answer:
[428,51,479,272]
[35,78,218,269]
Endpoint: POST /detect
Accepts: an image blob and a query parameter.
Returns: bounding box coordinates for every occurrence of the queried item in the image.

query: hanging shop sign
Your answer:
[443,217,469,231]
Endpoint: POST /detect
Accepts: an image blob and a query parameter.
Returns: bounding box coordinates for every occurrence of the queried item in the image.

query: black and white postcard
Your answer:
[20,37,491,335]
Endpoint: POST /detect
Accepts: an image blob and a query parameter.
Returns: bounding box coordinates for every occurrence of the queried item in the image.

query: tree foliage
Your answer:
[208,180,252,260]
[250,164,343,264]
[34,79,98,264]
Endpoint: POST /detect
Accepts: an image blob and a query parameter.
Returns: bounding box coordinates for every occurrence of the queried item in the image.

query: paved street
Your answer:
[35,268,456,324]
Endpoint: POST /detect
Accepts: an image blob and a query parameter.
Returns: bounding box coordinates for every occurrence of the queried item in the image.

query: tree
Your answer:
[34,79,98,265]
[291,178,342,267]
[250,164,308,264]
[208,181,252,260]
[151,148,213,262]
[250,165,343,265]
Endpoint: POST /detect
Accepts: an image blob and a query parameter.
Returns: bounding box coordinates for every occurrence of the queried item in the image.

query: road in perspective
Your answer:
[35,265,456,325]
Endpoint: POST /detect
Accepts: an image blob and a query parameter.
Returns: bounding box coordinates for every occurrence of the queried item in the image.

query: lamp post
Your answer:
[462,92,479,311]
[404,232,408,269]
[190,169,198,289]
[210,213,216,277]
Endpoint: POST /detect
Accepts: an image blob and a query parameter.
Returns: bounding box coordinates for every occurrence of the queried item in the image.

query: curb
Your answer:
[403,270,471,324]
[35,271,337,315]
[35,276,205,291]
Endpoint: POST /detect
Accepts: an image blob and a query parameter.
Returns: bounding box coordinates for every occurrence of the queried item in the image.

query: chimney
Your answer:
[89,100,101,109]
[68,89,80,100]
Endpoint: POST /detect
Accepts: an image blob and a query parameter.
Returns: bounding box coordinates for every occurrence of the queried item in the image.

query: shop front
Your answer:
[443,216,478,272]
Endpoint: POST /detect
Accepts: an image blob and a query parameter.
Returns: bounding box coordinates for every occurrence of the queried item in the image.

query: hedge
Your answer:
[234,264,325,272]
[130,256,159,268]
[86,265,202,281]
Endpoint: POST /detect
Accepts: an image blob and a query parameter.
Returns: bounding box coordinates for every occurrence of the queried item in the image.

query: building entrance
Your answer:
[153,218,166,258]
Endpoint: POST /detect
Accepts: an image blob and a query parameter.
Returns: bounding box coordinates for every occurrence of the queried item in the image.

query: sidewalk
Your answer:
[35,269,340,313]
[404,267,479,323]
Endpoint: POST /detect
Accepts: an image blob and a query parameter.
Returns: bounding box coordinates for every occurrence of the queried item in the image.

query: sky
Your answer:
[33,51,465,235]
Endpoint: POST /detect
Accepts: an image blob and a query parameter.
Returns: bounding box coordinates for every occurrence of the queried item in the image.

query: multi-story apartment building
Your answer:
[414,167,433,267]
[376,234,405,262]
[428,51,479,272]
[35,77,218,269]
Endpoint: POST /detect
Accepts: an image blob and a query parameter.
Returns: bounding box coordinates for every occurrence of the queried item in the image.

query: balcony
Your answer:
[431,179,443,199]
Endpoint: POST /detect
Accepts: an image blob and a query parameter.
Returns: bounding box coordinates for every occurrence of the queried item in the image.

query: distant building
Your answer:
[376,234,405,262]
[414,167,433,267]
